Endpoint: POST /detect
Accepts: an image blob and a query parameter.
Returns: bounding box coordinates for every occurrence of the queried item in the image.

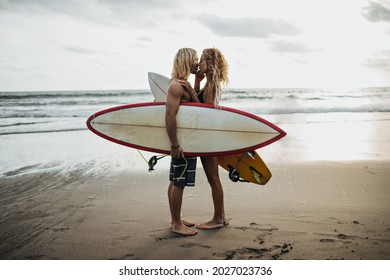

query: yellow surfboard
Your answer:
[218,151,271,185]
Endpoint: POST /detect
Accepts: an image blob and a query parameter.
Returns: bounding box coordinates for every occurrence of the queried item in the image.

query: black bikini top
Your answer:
[198,86,206,103]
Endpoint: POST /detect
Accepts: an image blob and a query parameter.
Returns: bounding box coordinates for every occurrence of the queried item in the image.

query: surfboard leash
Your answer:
[137,150,188,183]
[148,155,168,171]
[176,156,188,184]
[137,149,168,172]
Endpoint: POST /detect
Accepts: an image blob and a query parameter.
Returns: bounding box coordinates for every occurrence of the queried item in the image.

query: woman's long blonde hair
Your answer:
[171,48,198,80]
[203,48,229,105]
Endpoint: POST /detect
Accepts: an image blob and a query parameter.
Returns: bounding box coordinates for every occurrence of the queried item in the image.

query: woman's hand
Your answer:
[177,79,200,102]
[195,70,206,83]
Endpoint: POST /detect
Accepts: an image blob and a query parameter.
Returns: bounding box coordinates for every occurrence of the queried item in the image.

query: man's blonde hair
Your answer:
[171,48,198,80]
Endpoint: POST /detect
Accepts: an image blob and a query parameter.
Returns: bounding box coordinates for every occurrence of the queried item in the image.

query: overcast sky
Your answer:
[0,0,389,91]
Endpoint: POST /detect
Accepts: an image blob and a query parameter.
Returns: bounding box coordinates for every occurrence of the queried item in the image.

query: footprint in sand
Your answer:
[320,238,334,243]
[52,227,70,232]
[234,223,278,232]
[123,253,135,259]
[223,243,293,260]
[317,233,354,244]
[155,234,186,241]
[179,243,211,249]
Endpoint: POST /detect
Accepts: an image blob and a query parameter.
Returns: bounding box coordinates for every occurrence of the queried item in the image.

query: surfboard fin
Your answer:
[250,167,263,183]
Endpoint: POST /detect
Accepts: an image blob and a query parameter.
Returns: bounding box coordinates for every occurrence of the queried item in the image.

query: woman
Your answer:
[179,48,229,229]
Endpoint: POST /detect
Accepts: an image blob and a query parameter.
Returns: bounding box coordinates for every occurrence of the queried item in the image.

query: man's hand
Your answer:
[171,146,184,158]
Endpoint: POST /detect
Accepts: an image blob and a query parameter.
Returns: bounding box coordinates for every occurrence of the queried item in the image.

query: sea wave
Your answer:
[244,106,390,115]
[0,90,151,99]
[0,128,86,136]
[1,87,389,135]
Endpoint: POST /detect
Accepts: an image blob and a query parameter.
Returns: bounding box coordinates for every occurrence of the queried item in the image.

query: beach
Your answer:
[1,157,389,260]
[1,118,389,260]
[0,89,389,260]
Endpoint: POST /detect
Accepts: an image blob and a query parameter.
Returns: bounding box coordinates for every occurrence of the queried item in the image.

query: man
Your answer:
[165,48,199,236]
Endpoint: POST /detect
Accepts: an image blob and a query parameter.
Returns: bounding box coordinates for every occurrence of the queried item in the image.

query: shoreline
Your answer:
[1,110,389,260]
[1,111,389,175]
[1,160,389,260]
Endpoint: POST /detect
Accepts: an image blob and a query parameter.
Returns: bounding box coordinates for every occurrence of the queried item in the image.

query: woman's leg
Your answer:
[197,156,227,229]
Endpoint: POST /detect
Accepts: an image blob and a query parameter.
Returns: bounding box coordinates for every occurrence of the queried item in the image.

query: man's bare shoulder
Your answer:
[167,80,185,97]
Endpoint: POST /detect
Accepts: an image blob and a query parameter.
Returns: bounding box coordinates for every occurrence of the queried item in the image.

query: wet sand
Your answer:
[1,160,389,260]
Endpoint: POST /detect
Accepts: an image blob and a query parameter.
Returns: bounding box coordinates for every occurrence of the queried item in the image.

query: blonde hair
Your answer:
[171,48,198,80]
[203,48,229,105]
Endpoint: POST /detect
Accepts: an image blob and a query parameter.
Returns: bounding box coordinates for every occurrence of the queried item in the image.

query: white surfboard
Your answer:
[87,102,286,157]
[148,72,170,101]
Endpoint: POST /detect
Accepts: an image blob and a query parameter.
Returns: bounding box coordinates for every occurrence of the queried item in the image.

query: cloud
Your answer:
[198,15,300,38]
[138,36,152,42]
[0,0,179,27]
[363,1,390,22]
[268,40,311,54]
[62,46,102,55]
[0,0,177,13]
[0,0,90,15]
[364,49,390,71]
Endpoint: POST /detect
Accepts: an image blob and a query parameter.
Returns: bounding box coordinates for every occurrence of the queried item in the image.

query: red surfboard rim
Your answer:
[86,102,286,157]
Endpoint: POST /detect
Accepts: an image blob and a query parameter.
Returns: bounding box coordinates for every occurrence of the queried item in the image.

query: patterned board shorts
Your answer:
[169,156,197,188]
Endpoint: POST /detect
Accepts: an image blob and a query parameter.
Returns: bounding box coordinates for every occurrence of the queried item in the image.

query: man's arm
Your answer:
[165,81,184,157]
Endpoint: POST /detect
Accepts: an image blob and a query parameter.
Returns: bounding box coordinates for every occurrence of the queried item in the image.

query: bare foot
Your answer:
[182,219,195,227]
[171,219,195,227]
[171,224,198,236]
[196,220,228,230]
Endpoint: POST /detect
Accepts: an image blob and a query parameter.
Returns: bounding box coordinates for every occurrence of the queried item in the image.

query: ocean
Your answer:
[1,87,389,135]
[1,87,390,174]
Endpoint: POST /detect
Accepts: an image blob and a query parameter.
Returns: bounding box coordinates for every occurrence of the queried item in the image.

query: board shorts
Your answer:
[169,156,197,188]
